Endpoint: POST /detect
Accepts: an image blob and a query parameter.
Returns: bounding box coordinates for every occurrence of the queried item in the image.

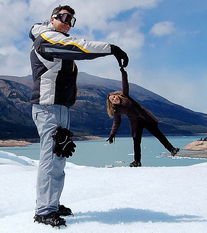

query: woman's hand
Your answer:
[106,135,115,144]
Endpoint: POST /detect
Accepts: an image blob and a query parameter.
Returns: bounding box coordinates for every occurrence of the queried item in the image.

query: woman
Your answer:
[106,68,179,167]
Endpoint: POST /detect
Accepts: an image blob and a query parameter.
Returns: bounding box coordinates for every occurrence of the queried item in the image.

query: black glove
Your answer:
[52,126,76,158]
[111,44,129,67]
[106,135,115,144]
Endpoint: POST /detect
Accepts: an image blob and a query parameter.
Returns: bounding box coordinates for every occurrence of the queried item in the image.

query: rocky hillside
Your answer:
[0,73,207,139]
[0,79,37,139]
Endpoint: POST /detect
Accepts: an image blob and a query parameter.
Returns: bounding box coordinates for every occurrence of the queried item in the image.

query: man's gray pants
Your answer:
[32,104,70,215]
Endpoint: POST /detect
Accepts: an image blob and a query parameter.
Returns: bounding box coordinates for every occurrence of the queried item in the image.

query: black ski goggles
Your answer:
[52,13,76,27]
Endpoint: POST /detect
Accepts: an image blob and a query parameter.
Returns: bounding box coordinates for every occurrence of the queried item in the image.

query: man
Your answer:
[29,5,128,227]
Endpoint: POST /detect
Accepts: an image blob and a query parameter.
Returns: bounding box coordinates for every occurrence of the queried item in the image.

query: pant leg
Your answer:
[133,127,143,163]
[146,123,174,152]
[32,104,70,215]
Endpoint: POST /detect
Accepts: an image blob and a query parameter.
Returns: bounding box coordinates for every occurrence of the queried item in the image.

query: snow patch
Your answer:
[0,150,36,166]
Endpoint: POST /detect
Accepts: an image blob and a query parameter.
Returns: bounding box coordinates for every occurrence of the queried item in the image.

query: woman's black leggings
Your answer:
[133,123,174,163]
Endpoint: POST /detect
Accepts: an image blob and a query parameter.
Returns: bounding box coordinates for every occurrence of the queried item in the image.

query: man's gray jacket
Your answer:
[29,22,112,107]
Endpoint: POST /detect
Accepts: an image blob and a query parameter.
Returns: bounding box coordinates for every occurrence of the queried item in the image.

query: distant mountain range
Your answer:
[0,72,207,140]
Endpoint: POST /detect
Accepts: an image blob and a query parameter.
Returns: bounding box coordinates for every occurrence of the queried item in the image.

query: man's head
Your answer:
[51,5,76,33]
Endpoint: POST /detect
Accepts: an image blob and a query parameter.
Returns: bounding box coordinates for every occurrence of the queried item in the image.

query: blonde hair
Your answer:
[106,91,128,117]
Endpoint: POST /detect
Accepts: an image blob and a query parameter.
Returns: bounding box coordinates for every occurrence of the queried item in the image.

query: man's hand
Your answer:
[111,45,129,67]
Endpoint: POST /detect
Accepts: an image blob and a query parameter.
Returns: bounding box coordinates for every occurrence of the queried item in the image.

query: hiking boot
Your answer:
[34,211,66,227]
[171,148,180,156]
[57,204,73,216]
[129,161,142,167]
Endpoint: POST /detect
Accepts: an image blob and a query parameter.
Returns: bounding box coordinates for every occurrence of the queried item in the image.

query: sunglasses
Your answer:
[52,13,76,27]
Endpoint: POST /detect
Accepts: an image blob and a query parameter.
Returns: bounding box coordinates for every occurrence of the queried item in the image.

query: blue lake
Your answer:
[0,136,206,167]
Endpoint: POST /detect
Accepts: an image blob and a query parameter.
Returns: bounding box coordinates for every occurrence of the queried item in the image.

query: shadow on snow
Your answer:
[68,208,204,224]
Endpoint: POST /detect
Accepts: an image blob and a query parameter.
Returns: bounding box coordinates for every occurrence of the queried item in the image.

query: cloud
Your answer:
[105,12,145,51]
[135,68,207,113]
[66,0,161,30]
[0,0,28,43]
[0,0,161,76]
[150,21,175,37]
[0,0,206,114]
[0,44,31,76]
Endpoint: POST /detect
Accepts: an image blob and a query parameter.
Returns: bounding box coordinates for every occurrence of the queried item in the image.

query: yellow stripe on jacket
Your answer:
[40,33,91,53]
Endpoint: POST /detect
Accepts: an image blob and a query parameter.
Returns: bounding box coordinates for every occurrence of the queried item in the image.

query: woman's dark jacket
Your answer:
[109,69,158,138]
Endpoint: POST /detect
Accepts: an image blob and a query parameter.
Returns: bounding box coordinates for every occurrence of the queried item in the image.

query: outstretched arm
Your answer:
[120,67,129,96]
[107,113,121,143]
[36,31,112,60]
[31,26,128,66]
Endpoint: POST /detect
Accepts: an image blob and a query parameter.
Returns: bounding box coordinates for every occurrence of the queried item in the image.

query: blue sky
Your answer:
[0,0,206,113]
[141,0,207,72]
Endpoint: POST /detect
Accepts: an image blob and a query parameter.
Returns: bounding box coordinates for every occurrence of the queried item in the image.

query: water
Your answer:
[0,136,207,167]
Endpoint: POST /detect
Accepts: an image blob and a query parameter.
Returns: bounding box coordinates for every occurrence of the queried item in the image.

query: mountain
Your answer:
[0,72,207,140]
[0,79,38,139]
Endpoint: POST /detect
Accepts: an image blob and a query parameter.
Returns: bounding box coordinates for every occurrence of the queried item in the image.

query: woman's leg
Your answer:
[146,123,174,152]
[133,127,143,163]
